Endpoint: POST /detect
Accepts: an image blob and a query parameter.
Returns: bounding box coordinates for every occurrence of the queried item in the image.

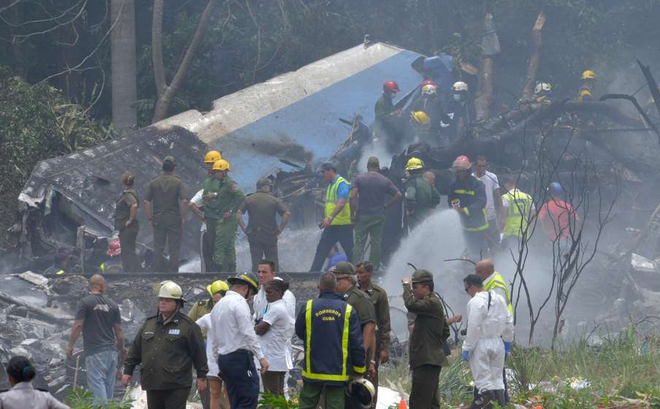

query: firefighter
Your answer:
[500,177,535,252]
[404,157,440,231]
[577,70,597,102]
[448,155,489,258]
[295,271,366,409]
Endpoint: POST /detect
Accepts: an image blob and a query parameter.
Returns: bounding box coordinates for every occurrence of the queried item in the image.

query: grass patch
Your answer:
[380,330,660,408]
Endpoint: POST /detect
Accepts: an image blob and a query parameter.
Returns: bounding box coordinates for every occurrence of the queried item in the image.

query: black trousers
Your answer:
[310,225,354,271]
[146,387,189,409]
[218,350,259,409]
[119,221,141,272]
[409,364,441,409]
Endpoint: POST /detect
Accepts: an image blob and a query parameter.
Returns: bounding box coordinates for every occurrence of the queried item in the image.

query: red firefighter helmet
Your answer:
[383,81,400,93]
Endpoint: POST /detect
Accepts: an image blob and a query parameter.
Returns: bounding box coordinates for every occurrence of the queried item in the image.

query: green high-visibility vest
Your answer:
[484,272,513,316]
[502,189,533,238]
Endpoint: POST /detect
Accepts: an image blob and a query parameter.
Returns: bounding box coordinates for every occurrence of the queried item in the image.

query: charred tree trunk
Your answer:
[522,12,546,101]
[151,0,219,123]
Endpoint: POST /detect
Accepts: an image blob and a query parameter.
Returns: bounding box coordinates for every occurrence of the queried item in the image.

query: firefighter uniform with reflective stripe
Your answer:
[448,175,489,256]
[295,291,366,409]
[448,176,489,232]
[483,272,514,317]
[502,189,533,239]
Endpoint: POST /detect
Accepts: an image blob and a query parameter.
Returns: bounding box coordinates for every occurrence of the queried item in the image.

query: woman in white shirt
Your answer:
[254,278,294,396]
[0,356,69,409]
[196,289,229,409]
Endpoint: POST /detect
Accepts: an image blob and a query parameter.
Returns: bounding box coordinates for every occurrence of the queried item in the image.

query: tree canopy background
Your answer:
[0,0,659,245]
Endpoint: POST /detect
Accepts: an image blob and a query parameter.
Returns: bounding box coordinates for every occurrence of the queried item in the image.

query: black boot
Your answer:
[468,390,493,409]
[494,390,506,407]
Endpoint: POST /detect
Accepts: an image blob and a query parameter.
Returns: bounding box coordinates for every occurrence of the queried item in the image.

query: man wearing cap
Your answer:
[448,155,489,258]
[310,162,354,272]
[402,270,449,409]
[296,271,366,409]
[144,156,189,272]
[209,272,268,409]
[190,280,230,409]
[333,262,377,378]
[237,178,291,272]
[404,157,440,230]
[122,281,208,409]
[203,159,245,272]
[350,157,401,269]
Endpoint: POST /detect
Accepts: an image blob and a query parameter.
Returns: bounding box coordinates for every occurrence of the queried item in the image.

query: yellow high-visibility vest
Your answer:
[502,190,533,238]
[484,272,514,316]
[325,176,351,226]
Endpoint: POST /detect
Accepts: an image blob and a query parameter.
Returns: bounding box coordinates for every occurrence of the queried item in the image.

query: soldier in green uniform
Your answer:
[356,261,391,408]
[404,157,440,231]
[402,269,448,409]
[143,156,188,272]
[122,281,208,409]
[203,159,245,272]
[332,262,378,378]
[115,173,141,272]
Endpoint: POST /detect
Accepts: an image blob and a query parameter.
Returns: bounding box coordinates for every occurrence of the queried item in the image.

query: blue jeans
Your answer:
[86,349,118,405]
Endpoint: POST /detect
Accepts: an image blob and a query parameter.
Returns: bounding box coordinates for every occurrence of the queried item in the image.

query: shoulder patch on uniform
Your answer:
[343,293,349,299]
[231,183,239,191]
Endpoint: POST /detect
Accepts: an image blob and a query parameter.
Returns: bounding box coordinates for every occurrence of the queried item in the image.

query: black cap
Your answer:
[321,162,337,172]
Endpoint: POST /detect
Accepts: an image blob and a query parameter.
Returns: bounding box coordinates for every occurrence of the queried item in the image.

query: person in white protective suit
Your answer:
[462,274,514,409]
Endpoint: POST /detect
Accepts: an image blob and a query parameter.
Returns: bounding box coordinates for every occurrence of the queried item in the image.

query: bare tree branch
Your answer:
[521,11,546,101]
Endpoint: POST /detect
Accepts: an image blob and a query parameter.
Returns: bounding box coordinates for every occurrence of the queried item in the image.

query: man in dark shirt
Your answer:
[350,157,401,268]
[67,275,125,406]
[238,177,291,271]
[143,156,188,272]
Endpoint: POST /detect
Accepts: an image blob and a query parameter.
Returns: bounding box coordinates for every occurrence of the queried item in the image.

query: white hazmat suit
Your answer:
[463,290,514,392]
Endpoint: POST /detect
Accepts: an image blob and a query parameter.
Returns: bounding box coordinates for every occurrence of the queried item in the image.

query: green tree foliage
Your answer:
[0,67,112,246]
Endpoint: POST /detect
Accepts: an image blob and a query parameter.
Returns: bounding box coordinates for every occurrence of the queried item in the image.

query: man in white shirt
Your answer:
[210,272,268,409]
[253,260,297,321]
[462,274,514,409]
[190,189,212,272]
[473,156,502,253]
[255,278,294,396]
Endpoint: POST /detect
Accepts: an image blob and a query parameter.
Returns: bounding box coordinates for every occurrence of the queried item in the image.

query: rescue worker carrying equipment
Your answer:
[448,156,489,257]
[462,274,514,409]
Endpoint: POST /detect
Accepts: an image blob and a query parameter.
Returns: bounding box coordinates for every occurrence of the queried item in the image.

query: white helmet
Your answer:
[158,281,185,301]
[421,84,437,96]
[452,81,468,92]
[346,378,376,409]
[534,82,552,94]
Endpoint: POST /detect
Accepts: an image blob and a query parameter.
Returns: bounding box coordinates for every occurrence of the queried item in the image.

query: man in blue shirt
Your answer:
[310,162,354,272]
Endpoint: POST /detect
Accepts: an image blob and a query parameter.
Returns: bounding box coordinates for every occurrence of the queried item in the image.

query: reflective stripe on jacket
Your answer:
[483,272,514,316]
[502,190,533,238]
[295,292,366,386]
[325,176,351,225]
[448,176,489,231]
